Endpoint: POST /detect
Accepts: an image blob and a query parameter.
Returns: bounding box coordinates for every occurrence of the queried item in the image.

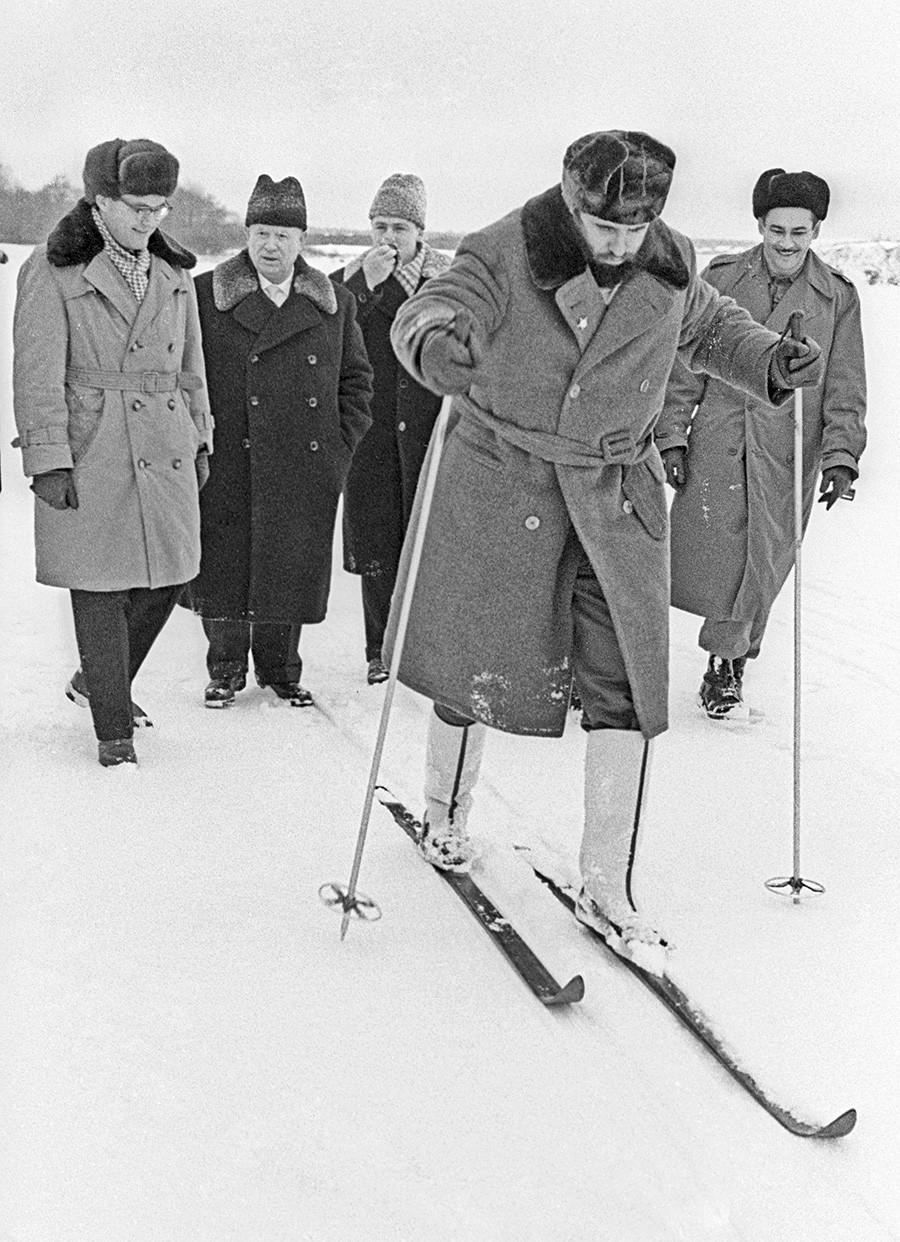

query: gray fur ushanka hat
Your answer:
[561,130,675,225]
[82,138,179,202]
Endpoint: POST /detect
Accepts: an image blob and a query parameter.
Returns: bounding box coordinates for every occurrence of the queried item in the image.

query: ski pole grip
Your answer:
[786,309,805,341]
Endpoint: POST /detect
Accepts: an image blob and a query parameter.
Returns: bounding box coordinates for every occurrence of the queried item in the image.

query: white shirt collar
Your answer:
[259,273,293,298]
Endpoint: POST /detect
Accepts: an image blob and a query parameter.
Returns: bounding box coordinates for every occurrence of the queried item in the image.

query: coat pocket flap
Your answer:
[622,461,667,540]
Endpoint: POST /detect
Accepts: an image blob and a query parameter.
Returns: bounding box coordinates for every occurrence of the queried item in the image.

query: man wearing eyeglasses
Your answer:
[12,137,212,767]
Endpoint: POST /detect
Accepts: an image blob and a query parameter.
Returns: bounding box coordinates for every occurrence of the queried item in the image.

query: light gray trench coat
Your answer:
[656,244,866,624]
[386,187,794,739]
[13,202,212,591]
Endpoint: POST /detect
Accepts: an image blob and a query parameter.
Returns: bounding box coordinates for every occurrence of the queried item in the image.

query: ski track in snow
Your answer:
[2,245,900,1240]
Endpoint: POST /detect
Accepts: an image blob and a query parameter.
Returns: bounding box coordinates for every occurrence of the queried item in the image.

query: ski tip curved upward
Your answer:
[814,1108,857,1139]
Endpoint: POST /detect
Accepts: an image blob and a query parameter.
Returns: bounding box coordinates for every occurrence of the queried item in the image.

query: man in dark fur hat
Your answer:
[186,176,373,709]
[387,130,825,971]
[332,174,451,685]
[12,137,213,767]
[657,168,866,720]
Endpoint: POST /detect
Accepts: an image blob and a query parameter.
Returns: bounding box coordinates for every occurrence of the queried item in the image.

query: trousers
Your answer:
[203,618,303,684]
[70,584,183,741]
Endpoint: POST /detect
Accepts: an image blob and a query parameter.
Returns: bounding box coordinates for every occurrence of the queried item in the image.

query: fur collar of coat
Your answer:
[46,198,197,270]
[340,242,451,284]
[521,185,690,292]
[212,250,338,315]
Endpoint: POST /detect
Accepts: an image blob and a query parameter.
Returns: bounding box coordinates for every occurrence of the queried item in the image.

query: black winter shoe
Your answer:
[98,738,137,767]
[259,680,314,707]
[367,657,389,685]
[204,672,247,708]
[67,668,152,728]
[699,656,744,719]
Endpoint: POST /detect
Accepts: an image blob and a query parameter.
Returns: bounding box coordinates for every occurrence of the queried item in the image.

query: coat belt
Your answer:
[458,397,651,467]
[65,368,203,394]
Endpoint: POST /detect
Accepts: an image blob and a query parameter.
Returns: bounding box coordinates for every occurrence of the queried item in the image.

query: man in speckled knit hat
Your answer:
[332,174,451,684]
[657,167,866,719]
[13,136,212,768]
[386,129,825,972]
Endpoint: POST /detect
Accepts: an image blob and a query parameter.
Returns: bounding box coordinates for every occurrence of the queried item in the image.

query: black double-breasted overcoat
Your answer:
[187,251,372,624]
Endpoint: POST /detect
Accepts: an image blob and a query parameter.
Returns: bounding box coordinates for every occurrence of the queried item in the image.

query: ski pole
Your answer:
[766,310,824,902]
[320,393,455,938]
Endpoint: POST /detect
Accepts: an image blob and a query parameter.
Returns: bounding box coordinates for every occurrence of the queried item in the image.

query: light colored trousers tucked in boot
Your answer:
[421,708,487,871]
[578,728,669,968]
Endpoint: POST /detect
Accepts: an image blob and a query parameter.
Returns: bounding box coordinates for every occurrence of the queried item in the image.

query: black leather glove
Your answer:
[30,469,78,510]
[818,465,854,509]
[771,335,823,389]
[419,308,486,394]
[661,446,688,489]
[195,449,210,491]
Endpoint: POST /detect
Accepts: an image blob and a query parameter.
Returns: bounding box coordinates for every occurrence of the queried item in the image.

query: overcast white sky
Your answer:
[3,0,898,241]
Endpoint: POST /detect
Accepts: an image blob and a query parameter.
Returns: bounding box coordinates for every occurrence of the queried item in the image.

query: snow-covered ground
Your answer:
[2,241,899,1241]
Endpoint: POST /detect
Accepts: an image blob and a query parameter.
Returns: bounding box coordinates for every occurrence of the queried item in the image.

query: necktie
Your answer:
[267,285,286,307]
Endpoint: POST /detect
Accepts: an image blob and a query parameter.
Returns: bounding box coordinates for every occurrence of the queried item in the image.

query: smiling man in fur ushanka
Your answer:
[387,130,825,971]
[186,176,372,709]
[656,169,866,720]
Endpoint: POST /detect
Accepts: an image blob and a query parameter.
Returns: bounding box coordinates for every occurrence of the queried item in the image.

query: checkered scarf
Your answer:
[92,206,151,302]
[394,245,426,297]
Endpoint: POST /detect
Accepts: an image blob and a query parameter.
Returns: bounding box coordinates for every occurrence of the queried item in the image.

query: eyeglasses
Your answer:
[119,198,172,221]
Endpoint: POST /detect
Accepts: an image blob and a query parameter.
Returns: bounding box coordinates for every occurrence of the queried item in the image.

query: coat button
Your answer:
[524,515,541,530]
[129,343,139,352]
[249,396,259,406]
[172,458,182,469]
[242,438,250,449]
[132,399,143,411]
[569,384,581,399]
[167,398,176,410]
[168,342,175,352]
[308,355,317,364]
[309,440,319,451]
[308,397,318,408]
[250,354,259,364]
[137,459,148,469]
[728,447,738,456]
[399,378,408,389]
[622,500,634,515]
[398,421,406,432]
[640,379,650,393]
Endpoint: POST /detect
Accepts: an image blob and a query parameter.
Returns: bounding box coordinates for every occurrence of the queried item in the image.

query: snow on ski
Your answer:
[515,845,856,1139]
[377,790,584,1007]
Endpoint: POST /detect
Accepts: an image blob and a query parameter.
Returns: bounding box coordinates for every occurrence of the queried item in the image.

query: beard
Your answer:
[568,218,640,287]
[588,256,640,287]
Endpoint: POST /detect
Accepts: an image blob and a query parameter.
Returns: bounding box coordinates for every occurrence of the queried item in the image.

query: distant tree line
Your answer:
[0,165,463,255]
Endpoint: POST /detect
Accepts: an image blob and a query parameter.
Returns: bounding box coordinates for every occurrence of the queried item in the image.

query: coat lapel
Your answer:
[82,251,138,327]
[242,288,325,354]
[575,271,675,378]
[127,257,172,351]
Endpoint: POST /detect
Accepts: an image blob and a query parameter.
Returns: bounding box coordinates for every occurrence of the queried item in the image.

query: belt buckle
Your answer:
[600,429,635,464]
[141,372,161,394]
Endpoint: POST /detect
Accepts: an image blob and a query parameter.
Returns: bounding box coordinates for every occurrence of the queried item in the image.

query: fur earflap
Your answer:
[46,199,196,269]
[212,250,338,314]
[521,186,690,291]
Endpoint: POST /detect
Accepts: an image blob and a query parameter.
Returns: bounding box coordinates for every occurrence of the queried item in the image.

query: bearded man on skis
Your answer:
[386,130,823,969]
[656,169,866,719]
